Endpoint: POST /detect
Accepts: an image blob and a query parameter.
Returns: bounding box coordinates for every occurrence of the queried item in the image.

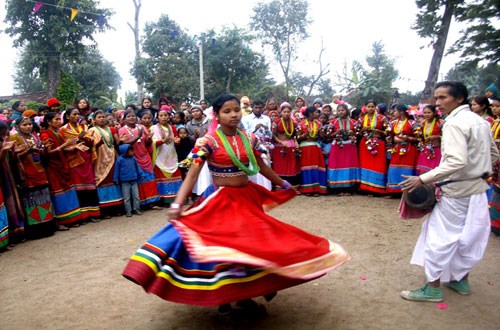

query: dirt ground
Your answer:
[1,194,499,330]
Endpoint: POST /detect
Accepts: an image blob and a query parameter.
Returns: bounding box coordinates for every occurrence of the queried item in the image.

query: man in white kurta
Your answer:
[241,100,272,190]
[400,81,500,302]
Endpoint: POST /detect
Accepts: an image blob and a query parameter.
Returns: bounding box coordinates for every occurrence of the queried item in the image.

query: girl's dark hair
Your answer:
[177,126,188,133]
[12,101,21,111]
[435,81,469,105]
[14,116,32,127]
[38,105,49,114]
[337,104,349,113]
[0,120,9,131]
[365,100,377,106]
[62,108,79,125]
[473,95,494,117]
[174,111,185,122]
[350,108,362,119]
[395,103,408,113]
[212,94,239,114]
[125,104,137,111]
[322,104,332,111]
[141,97,153,108]
[41,112,58,129]
[304,106,316,119]
[140,110,152,118]
[423,105,440,119]
[93,110,105,117]
[124,110,136,119]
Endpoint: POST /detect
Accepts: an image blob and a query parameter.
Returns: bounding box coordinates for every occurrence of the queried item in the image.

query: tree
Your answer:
[133,16,270,103]
[5,0,112,96]
[251,0,311,100]
[131,15,199,102]
[201,27,269,101]
[345,42,398,106]
[413,0,460,101]
[127,0,144,102]
[446,62,500,97]
[448,0,500,65]
[15,46,121,108]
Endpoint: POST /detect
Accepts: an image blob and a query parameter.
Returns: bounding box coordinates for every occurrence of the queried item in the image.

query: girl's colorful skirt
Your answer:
[327,141,360,188]
[71,155,101,220]
[21,186,56,239]
[96,170,124,209]
[122,181,350,306]
[0,202,8,249]
[359,137,387,194]
[271,141,301,188]
[138,170,160,206]
[416,147,442,175]
[155,167,183,204]
[299,142,327,195]
[489,185,500,236]
[386,144,418,193]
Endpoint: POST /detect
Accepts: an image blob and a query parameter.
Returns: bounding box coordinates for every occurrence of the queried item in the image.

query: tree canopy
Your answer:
[4,0,112,96]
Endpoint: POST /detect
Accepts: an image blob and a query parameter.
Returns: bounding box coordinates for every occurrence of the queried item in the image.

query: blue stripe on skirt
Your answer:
[97,184,123,206]
[51,188,81,217]
[360,168,387,189]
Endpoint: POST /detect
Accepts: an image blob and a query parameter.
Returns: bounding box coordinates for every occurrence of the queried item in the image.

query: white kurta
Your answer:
[410,193,490,282]
[249,154,272,191]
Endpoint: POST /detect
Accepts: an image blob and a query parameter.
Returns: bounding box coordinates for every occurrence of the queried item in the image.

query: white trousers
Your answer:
[249,154,272,191]
[410,193,490,282]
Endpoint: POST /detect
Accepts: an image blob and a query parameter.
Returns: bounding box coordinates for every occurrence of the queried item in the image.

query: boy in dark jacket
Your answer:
[114,144,144,217]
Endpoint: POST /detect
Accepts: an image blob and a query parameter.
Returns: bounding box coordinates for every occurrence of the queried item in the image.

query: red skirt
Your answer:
[122,182,350,306]
[272,145,301,187]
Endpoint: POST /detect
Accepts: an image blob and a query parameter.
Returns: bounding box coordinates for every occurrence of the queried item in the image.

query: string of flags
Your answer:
[27,1,250,53]
[29,0,107,24]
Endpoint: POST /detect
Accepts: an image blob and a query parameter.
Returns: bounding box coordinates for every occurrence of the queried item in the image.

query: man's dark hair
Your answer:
[435,81,469,105]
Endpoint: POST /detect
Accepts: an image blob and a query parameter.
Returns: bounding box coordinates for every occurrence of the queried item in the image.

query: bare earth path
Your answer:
[1,195,499,330]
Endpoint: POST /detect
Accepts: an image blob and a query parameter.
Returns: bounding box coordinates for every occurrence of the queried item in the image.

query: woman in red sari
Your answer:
[40,112,82,229]
[10,117,56,238]
[60,109,101,223]
[358,100,389,194]
[88,110,123,218]
[297,106,327,196]
[415,105,443,175]
[271,104,301,189]
[386,104,418,193]
[123,94,350,322]
[118,110,161,208]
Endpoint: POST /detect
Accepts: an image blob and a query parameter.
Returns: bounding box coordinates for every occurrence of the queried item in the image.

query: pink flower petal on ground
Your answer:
[359,276,367,280]
[487,281,493,286]
[436,303,448,309]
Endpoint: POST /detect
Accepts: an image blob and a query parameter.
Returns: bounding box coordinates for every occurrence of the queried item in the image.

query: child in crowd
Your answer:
[172,112,186,129]
[175,127,194,180]
[113,144,144,217]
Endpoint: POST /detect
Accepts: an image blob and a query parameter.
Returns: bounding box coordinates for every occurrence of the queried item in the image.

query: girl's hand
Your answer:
[174,137,180,144]
[2,140,15,151]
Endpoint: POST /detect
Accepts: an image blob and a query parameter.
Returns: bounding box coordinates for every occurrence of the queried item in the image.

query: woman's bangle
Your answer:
[280,180,292,190]
[170,203,183,209]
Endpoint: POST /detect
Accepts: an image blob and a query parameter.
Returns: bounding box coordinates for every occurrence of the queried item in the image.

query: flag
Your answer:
[70,8,79,22]
[33,1,43,14]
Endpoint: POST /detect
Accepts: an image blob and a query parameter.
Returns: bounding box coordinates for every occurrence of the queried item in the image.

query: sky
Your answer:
[0,0,465,99]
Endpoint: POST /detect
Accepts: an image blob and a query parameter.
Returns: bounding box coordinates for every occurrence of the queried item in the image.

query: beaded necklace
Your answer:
[96,126,114,148]
[493,120,500,139]
[394,119,408,135]
[20,133,42,162]
[125,125,142,142]
[423,118,436,141]
[363,113,377,130]
[281,117,294,137]
[67,122,83,134]
[305,119,317,138]
[215,128,259,175]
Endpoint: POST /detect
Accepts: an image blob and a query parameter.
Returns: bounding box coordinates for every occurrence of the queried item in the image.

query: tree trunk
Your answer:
[47,55,61,97]
[421,0,457,102]
[128,0,143,102]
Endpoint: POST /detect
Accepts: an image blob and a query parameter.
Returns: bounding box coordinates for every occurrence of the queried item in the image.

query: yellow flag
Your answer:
[70,8,79,22]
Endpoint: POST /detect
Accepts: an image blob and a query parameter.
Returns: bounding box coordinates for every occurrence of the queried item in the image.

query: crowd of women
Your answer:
[1,92,500,254]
